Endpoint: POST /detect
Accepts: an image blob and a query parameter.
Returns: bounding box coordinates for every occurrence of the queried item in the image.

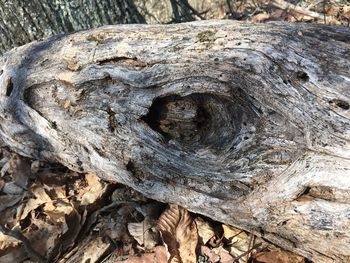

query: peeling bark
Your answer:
[0,20,350,262]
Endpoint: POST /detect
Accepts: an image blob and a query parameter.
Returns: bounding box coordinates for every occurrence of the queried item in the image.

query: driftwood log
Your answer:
[0,20,349,262]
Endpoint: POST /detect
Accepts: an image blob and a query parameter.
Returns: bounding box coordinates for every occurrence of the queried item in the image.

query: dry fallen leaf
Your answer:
[128,218,160,250]
[7,155,31,189]
[19,184,52,220]
[201,245,235,263]
[252,249,305,263]
[222,224,250,262]
[77,173,105,205]
[48,205,82,262]
[157,204,198,263]
[195,217,215,246]
[23,217,62,256]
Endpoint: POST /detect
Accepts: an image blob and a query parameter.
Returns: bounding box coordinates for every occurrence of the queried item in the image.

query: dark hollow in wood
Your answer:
[0,21,349,262]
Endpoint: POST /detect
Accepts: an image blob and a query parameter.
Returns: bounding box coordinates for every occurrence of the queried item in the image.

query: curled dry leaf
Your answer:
[7,155,31,189]
[77,173,106,205]
[222,224,250,262]
[23,217,62,257]
[19,185,52,220]
[157,204,198,263]
[201,245,234,263]
[0,230,20,251]
[48,205,82,262]
[128,218,160,250]
[195,217,215,245]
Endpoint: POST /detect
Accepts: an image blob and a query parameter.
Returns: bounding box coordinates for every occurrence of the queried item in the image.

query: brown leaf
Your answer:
[96,204,135,237]
[76,173,106,205]
[19,184,52,220]
[250,13,272,23]
[48,205,82,262]
[201,245,235,263]
[195,217,215,245]
[8,154,31,188]
[23,217,62,257]
[128,218,160,250]
[222,224,250,261]
[252,249,305,263]
[157,204,198,263]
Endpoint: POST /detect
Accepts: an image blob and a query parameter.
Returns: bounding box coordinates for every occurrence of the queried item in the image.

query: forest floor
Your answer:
[0,1,349,263]
[0,149,307,263]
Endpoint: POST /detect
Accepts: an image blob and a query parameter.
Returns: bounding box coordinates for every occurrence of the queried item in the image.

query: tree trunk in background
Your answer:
[169,0,205,23]
[0,0,145,55]
[0,21,350,262]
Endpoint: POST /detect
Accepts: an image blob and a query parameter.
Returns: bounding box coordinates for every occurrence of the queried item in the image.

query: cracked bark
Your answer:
[0,0,145,55]
[0,20,350,262]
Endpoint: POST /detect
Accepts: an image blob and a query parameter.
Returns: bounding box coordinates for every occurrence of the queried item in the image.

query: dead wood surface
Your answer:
[0,20,349,262]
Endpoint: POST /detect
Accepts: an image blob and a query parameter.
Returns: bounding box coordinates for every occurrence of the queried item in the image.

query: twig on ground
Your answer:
[259,0,334,22]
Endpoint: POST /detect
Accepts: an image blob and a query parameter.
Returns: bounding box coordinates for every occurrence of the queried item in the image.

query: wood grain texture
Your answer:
[0,20,349,262]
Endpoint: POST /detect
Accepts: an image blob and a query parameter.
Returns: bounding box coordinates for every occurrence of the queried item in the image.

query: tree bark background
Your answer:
[0,20,350,262]
[0,0,145,55]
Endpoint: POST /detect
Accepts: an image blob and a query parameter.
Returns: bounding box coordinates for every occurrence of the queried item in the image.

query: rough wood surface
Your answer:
[0,20,349,262]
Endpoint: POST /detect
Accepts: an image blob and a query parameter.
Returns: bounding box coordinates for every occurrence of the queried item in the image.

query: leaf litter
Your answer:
[0,148,308,262]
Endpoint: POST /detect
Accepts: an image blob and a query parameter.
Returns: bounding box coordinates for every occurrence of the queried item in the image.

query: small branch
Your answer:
[0,224,47,263]
[259,0,333,21]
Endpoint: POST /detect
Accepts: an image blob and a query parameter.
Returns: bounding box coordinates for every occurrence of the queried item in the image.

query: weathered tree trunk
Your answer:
[0,0,145,55]
[0,20,349,262]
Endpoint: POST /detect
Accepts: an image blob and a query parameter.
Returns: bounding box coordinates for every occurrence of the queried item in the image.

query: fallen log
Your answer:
[0,20,349,262]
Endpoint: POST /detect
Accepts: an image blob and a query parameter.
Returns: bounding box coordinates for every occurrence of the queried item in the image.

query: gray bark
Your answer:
[0,20,350,262]
[0,0,145,55]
